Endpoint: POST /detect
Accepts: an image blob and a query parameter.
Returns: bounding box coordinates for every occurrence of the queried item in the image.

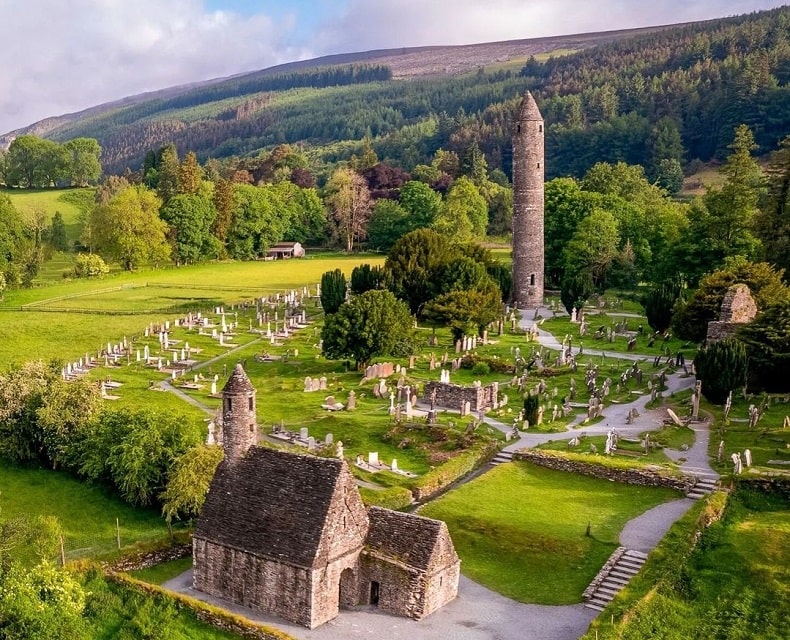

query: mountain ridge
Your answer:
[0,21,685,144]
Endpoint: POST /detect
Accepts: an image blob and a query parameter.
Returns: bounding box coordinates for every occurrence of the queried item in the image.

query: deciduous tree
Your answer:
[325,167,372,252]
[321,290,415,368]
[91,185,170,270]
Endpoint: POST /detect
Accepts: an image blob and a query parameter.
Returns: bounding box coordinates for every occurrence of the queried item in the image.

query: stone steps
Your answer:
[490,450,514,465]
[687,477,718,499]
[584,548,647,611]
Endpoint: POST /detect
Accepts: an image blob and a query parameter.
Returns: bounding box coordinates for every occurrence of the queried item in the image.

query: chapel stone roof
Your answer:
[517,91,542,122]
[365,506,459,571]
[223,363,255,394]
[195,447,346,568]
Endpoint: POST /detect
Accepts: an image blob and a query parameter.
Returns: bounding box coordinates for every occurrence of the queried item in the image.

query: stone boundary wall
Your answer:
[512,450,694,492]
[105,542,192,572]
[108,572,295,640]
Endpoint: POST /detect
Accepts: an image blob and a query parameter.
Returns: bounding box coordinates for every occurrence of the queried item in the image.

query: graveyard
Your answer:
[2,256,789,640]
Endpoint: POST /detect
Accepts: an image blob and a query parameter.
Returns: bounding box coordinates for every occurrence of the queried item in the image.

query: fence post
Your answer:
[116,518,121,550]
[60,535,66,567]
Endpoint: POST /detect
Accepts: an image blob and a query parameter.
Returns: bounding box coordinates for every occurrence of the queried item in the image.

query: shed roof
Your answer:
[366,506,459,572]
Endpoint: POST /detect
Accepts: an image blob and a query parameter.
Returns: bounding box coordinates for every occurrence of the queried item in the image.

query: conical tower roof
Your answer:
[517,91,542,121]
[223,363,255,394]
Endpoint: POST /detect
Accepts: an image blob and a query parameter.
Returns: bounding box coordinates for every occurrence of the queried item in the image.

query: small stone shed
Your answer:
[193,365,459,629]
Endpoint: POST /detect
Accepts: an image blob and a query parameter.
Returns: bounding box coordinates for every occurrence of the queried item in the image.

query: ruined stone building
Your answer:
[511,90,545,309]
[193,364,460,629]
[705,283,758,343]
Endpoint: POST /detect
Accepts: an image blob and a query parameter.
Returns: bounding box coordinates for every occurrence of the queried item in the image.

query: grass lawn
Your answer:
[537,436,678,466]
[419,461,680,604]
[3,187,93,237]
[0,255,383,363]
[704,395,790,474]
[538,312,691,358]
[130,556,193,585]
[0,459,171,563]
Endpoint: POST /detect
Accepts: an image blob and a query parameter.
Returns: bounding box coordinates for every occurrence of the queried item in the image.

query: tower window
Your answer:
[517,124,521,133]
[248,397,254,411]
[250,423,255,432]
[539,124,543,133]
[537,162,541,169]
[530,273,536,286]
[224,398,232,412]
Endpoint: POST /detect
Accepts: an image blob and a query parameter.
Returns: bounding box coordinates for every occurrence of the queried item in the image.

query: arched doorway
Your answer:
[339,568,357,608]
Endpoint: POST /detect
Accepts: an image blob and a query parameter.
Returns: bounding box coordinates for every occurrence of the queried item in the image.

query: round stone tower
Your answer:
[511,91,544,309]
[221,363,258,461]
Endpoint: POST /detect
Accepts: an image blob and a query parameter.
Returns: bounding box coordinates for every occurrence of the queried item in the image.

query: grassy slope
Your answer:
[419,461,679,604]
[3,187,92,240]
[582,486,790,639]
[0,459,169,562]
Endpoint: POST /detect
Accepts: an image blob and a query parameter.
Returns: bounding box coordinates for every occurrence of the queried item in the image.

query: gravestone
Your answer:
[347,390,356,410]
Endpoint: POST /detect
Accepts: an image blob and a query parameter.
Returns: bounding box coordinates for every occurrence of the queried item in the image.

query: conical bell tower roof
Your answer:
[223,363,255,394]
[517,91,542,121]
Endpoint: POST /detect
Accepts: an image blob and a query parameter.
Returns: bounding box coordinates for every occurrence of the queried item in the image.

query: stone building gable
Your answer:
[706,283,758,343]
[719,284,757,322]
[223,363,255,393]
[196,448,365,568]
[365,506,459,572]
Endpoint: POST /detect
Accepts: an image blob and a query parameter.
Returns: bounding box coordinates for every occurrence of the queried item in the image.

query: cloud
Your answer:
[1,0,786,134]
[0,0,312,133]
[315,0,789,52]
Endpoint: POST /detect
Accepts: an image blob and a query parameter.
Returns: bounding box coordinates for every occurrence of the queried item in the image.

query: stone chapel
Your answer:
[193,364,460,629]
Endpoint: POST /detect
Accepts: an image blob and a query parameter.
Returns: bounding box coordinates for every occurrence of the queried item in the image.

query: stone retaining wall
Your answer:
[512,450,694,492]
[106,542,192,572]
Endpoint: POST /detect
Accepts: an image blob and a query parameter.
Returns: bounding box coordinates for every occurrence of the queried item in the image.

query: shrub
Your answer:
[350,263,385,294]
[471,361,491,376]
[73,253,109,278]
[694,338,748,404]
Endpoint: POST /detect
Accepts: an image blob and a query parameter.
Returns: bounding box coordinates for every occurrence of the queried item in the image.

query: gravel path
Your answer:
[619,498,696,552]
[163,572,596,640]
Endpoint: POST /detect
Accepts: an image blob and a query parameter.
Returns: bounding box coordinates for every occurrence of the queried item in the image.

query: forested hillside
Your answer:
[3,7,789,182]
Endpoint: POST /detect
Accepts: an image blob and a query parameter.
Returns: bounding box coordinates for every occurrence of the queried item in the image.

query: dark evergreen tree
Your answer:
[48,212,69,252]
[350,263,385,294]
[643,281,683,332]
[320,268,347,314]
[694,339,748,404]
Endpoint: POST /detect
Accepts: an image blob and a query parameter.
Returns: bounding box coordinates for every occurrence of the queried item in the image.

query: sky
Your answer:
[0,0,787,134]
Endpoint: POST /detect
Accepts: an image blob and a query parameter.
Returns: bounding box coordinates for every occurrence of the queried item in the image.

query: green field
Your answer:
[419,461,680,604]
[3,187,93,241]
[0,459,171,563]
[0,255,382,362]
